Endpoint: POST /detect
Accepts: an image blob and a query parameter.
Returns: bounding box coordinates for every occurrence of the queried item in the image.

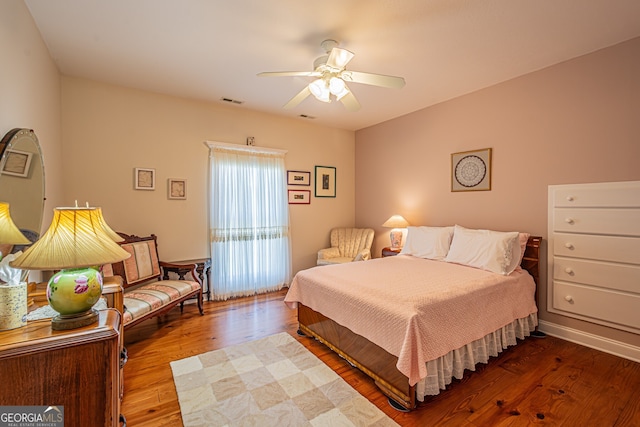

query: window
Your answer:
[207,142,291,300]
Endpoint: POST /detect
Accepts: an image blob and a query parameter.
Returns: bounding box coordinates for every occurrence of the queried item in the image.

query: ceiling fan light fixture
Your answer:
[329,77,350,100]
[329,77,345,93]
[309,79,330,103]
[260,39,404,111]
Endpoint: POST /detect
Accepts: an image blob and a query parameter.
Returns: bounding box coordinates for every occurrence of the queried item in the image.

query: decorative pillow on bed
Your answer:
[399,226,454,260]
[444,225,521,275]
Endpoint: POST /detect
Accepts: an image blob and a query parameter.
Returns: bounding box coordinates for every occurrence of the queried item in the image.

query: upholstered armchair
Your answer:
[317,228,375,265]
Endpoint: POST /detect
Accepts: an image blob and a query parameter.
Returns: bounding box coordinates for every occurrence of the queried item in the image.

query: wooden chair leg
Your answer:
[197,290,204,315]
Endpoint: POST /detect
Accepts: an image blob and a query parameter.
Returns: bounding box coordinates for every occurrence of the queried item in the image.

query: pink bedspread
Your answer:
[284,255,537,386]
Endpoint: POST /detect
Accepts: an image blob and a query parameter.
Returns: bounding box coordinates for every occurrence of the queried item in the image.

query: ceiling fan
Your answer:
[258,39,405,111]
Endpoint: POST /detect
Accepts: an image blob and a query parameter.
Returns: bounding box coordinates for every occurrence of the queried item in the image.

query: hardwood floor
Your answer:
[120,289,640,426]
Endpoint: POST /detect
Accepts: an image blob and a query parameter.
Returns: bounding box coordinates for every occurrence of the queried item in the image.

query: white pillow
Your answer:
[400,226,454,260]
[444,225,521,275]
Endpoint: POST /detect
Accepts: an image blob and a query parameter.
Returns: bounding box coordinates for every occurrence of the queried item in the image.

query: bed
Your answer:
[284,225,542,410]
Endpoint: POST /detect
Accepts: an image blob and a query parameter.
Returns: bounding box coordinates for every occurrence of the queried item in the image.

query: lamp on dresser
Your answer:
[382,214,409,250]
[10,206,130,330]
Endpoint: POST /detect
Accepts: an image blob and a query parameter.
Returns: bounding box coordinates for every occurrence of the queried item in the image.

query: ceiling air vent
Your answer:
[220,97,244,105]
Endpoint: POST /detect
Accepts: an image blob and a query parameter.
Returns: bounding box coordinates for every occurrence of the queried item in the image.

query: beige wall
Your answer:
[355,37,640,348]
[61,77,355,274]
[0,0,63,232]
[1,0,354,283]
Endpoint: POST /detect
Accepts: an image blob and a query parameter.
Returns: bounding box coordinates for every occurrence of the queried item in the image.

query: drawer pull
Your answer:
[564,243,574,250]
[564,295,574,303]
[564,267,574,275]
[565,217,574,225]
[566,196,574,202]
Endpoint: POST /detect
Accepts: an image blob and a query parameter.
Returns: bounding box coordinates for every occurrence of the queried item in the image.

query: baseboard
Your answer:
[538,320,640,363]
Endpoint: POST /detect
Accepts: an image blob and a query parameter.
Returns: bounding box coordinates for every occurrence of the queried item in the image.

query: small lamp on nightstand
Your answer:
[10,206,130,330]
[382,214,409,250]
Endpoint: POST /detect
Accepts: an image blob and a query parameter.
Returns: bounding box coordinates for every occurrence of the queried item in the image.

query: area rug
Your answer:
[170,332,399,426]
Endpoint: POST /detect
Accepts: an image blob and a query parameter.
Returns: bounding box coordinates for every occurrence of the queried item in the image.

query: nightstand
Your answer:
[382,247,401,257]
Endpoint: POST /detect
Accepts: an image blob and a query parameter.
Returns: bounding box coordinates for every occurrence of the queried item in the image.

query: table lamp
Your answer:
[382,214,409,250]
[10,206,130,330]
[0,202,30,255]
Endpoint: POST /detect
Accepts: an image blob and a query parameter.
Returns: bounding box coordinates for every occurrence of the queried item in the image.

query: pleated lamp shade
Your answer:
[381,214,409,229]
[95,207,124,243]
[0,202,30,245]
[10,207,130,270]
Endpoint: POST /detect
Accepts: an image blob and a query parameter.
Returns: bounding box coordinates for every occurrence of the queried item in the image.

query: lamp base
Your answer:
[389,230,403,250]
[51,308,99,331]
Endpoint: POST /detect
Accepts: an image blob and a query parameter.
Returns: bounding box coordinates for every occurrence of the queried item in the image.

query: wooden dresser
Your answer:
[0,309,122,427]
[548,180,640,334]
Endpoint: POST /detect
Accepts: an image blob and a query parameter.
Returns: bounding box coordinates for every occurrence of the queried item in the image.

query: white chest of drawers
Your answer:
[548,181,640,334]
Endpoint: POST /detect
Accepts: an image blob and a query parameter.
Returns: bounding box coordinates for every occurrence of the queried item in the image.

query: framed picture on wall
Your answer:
[287,170,311,186]
[451,148,492,192]
[168,178,187,200]
[314,166,336,198]
[288,189,310,204]
[1,149,33,177]
[134,167,155,190]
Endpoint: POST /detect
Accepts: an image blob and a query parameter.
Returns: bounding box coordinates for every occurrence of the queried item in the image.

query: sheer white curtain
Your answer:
[207,142,292,301]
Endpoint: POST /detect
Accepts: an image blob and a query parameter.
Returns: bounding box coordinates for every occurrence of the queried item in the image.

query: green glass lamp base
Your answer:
[47,267,103,330]
[51,308,99,331]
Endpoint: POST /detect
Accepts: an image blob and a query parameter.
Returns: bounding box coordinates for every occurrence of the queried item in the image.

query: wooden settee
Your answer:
[102,233,204,329]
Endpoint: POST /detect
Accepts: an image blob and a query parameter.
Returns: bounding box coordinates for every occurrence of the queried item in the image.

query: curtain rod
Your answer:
[204,140,287,155]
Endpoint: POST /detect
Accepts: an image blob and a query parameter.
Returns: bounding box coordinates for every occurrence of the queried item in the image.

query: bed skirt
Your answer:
[417,312,538,400]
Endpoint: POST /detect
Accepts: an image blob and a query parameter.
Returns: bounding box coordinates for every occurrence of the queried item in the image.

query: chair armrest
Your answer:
[317,247,341,260]
[102,275,124,314]
[159,261,201,286]
[353,248,371,261]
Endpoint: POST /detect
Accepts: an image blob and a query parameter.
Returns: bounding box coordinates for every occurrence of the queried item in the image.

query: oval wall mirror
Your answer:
[0,128,45,250]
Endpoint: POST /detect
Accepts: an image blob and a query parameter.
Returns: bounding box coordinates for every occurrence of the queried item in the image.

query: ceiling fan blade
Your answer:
[326,47,354,70]
[258,71,321,78]
[341,70,405,89]
[283,86,311,109]
[339,90,361,111]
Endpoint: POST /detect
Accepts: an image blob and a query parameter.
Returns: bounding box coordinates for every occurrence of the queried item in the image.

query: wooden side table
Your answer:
[162,257,212,301]
[0,309,122,427]
[382,247,402,257]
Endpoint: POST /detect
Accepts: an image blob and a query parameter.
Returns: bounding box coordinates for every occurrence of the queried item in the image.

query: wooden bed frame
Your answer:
[297,236,542,410]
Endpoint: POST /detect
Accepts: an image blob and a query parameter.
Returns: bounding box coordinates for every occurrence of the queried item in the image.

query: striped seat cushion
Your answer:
[122,279,200,324]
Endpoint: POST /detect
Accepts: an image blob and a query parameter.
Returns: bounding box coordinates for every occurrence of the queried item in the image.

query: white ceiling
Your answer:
[24,0,640,131]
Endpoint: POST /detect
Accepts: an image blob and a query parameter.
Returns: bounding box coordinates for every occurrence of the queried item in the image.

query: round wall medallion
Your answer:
[454,155,486,187]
